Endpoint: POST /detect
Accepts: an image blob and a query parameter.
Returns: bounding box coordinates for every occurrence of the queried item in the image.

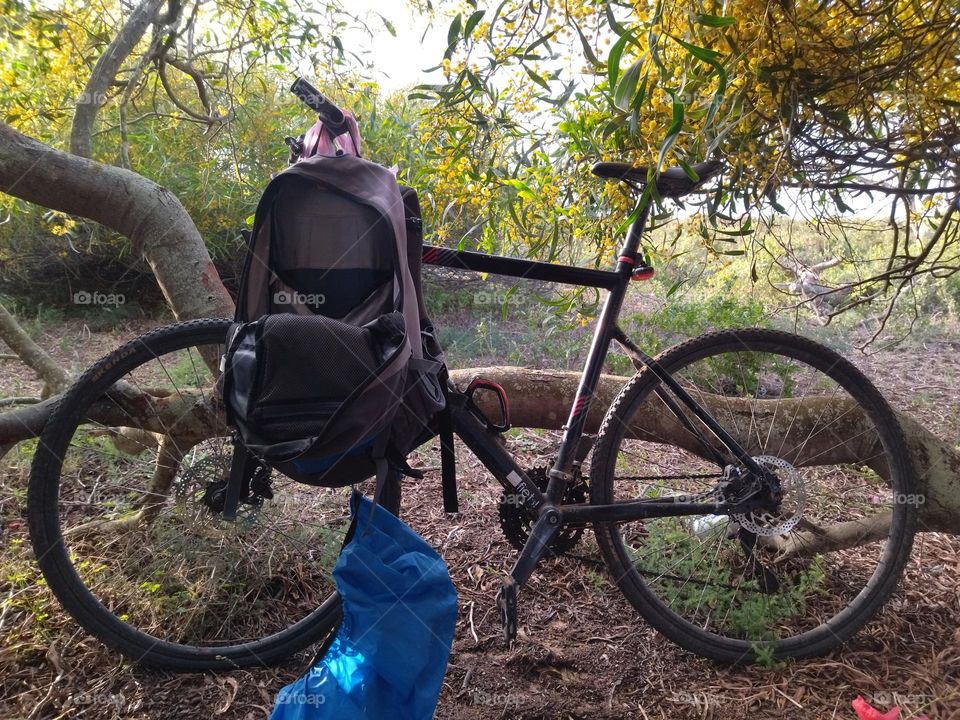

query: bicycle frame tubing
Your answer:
[425,195,768,523]
[425,197,647,506]
[449,393,732,522]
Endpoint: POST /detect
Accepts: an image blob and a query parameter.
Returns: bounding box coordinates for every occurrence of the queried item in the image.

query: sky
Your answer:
[343,1,448,91]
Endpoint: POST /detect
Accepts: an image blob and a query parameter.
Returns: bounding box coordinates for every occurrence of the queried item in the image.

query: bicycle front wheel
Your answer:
[28,319,400,671]
[591,329,916,663]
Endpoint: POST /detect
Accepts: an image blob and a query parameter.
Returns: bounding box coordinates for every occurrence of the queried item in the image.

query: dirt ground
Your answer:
[0,319,958,720]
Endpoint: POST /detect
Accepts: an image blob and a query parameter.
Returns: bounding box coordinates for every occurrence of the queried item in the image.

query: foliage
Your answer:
[1,0,959,332]
[416,0,960,322]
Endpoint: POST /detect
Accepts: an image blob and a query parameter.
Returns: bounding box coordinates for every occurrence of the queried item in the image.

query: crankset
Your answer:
[497,466,587,554]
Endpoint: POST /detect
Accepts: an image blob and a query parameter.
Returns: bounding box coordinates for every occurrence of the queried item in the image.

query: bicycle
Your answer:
[27,87,917,672]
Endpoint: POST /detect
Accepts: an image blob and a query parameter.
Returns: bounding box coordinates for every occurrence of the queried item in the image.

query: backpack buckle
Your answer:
[465,378,511,433]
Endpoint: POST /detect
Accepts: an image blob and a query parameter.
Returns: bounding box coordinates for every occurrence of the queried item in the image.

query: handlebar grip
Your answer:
[290,77,348,132]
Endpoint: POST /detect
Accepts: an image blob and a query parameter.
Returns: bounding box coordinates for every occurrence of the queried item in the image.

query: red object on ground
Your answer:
[852,695,929,720]
[852,696,901,720]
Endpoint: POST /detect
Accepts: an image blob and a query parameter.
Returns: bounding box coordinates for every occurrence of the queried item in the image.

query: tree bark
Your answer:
[0,300,70,396]
[0,123,234,321]
[69,0,167,158]
[448,366,960,535]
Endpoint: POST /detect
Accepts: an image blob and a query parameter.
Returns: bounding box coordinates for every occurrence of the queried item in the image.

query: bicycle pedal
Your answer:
[496,578,518,643]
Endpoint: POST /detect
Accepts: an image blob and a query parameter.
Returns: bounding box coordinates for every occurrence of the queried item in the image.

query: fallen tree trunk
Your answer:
[2,366,957,544]
[449,367,960,535]
[0,123,234,321]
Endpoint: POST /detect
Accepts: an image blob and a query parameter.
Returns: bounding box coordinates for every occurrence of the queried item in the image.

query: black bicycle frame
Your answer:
[421,196,765,590]
[423,199,763,522]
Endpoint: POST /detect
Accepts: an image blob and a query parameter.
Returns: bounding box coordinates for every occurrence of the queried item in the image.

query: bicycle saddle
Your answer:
[591,159,722,198]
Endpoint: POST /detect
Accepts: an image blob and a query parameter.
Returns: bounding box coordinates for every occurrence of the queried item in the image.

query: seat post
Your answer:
[618,196,652,270]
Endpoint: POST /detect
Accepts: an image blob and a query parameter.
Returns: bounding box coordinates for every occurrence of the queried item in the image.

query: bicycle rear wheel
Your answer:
[28,319,400,671]
[591,329,916,663]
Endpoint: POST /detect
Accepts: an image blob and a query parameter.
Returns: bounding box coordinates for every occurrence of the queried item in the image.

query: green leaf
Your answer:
[524,66,550,90]
[604,3,629,35]
[572,22,602,68]
[676,158,700,181]
[444,13,462,59]
[714,226,754,236]
[607,31,635,89]
[630,72,649,111]
[464,9,486,38]
[666,279,686,297]
[378,14,397,36]
[614,59,643,110]
[669,35,728,125]
[448,12,462,45]
[670,35,720,62]
[695,13,736,27]
[656,89,684,170]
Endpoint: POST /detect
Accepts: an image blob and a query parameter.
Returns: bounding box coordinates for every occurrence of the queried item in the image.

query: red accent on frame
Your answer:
[572,393,590,417]
[617,255,636,266]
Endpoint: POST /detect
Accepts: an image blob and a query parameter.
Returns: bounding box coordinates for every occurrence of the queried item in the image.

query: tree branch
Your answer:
[0,300,70,396]
[70,0,169,158]
[0,122,234,321]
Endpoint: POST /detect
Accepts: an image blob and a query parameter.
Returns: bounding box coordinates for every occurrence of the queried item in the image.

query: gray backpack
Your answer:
[220,154,447,489]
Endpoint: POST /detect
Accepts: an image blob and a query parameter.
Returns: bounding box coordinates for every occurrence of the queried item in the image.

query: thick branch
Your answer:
[449,367,960,534]
[0,301,70,395]
[70,0,168,158]
[0,122,234,321]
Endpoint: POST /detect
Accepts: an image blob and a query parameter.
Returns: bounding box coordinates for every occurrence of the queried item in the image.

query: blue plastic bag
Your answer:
[270,492,458,720]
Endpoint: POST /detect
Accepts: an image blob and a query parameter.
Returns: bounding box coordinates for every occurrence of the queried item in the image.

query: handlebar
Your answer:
[290,77,349,134]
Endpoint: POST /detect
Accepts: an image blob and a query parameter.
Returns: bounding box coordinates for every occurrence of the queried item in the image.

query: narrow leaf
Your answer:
[614,59,643,110]
[448,13,462,46]
[656,89,684,170]
[464,9,486,37]
[607,31,634,89]
[379,14,397,36]
[695,13,736,27]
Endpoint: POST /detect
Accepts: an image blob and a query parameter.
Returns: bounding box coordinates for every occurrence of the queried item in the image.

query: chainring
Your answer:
[497,467,587,554]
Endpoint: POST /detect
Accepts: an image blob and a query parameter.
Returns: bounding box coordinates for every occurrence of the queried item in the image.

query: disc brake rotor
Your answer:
[731,455,806,536]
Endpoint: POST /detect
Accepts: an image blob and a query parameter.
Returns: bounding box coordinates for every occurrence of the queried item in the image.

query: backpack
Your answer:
[220,150,447,491]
